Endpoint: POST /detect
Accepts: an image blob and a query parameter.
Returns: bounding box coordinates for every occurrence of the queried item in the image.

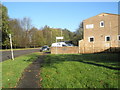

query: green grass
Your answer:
[40,53,119,88]
[1,52,40,88]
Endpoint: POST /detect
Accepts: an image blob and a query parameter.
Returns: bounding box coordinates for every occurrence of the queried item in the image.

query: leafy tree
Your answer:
[42,25,49,45]
[71,22,84,46]
[29,27,45,47]
[0,4,76,48]
[62,28,74,41]
[0,4,2,48]
[1,4,10,49]
[8,19,24,48]
[76,22,83,39]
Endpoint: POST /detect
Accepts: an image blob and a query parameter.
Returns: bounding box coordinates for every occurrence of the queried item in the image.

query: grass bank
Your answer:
[1,52,40,88]
[40,53,119,88]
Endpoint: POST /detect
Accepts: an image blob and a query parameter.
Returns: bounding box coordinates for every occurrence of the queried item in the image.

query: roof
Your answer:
[100,13,119,15]
[98,13,120,16]
[83,13,120,22]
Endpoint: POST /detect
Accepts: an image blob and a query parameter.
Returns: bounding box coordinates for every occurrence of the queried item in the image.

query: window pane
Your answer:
[106,37,110,41]
[100,21,104,27]
[90,38,94,42]
[86,24,94,29]
[101,22,104,26]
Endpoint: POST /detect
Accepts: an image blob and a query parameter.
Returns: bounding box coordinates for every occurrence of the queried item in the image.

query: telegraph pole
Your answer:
[61,29,62,36]
[9,34,14,60]
[110,21,111,52]
[51,30,52,45]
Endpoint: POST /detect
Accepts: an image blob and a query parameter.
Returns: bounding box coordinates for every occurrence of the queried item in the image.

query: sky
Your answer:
[3,2,118,32]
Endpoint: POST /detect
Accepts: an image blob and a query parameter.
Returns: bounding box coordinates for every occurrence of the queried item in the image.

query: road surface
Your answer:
[0,49,40,62]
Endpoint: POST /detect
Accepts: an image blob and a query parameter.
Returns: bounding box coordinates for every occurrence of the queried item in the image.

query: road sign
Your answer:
[56,37,63,39]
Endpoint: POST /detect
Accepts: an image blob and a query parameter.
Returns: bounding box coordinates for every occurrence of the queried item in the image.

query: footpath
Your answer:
[16,55,44,88]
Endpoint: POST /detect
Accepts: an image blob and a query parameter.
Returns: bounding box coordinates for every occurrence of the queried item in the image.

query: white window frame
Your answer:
[100,21,104,27]
[118,35,120,41]
[86,24,94,29]
[88,36,94,42]
[105,36,111,41]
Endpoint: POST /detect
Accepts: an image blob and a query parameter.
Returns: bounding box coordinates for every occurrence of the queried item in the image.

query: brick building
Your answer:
[79,13,120,53]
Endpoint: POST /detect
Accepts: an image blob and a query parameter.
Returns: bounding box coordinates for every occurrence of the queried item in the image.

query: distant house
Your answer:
[79,13,120,53]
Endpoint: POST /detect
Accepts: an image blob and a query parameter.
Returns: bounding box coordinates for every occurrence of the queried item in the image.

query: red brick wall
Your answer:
[51,47,79,54]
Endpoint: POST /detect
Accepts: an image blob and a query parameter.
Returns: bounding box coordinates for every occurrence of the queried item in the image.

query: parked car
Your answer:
[40,46,50,52]
[67,43,74,47]
[51,42,67,47]
[51,42,74,47]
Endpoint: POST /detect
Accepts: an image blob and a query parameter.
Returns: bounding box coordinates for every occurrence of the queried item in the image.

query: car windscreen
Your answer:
[42,46,47,48]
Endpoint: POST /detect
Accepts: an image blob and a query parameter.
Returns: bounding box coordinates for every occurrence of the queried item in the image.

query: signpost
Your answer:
[56,37,63,40]
[9,34,14,60]
[56,37,64,54]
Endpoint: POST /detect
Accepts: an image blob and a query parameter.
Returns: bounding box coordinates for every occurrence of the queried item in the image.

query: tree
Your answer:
[62,28,74,41]
[20,17,32,48]
[1,4,10,49]
[1,4,76,48]
[8,18,24,48]
[29,27,45,47]
[0,4,2,48]
[42,25,52,46]
[75,22,83,39]
[71,22,84,46]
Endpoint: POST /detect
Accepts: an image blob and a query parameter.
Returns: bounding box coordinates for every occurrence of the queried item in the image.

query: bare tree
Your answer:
[21,17,32,31]
[20,17,32,48]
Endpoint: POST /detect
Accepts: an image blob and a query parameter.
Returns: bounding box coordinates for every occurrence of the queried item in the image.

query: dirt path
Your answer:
[16,55,44,88]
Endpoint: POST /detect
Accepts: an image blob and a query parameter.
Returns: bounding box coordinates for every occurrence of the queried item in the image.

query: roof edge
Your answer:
[83,13,120,22]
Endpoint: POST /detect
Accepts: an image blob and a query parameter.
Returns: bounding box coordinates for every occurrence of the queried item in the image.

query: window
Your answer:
[88,36,94,42]
[100,21,104,27]
[105,36,111,41]
[86,24,94,29]
[62,44,67,47]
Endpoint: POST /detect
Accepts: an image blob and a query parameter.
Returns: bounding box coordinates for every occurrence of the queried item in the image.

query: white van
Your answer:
[51,42,67,47]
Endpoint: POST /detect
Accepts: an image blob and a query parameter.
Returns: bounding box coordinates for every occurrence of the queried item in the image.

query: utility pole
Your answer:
[51,30,52,45]
[56,39,57,54]
[61,29,63,42]
[61,29,62,36]
[9,34,14,60]
[110,21,111,52]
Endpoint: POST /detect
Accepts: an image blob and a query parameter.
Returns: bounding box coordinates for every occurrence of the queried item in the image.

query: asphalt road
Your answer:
[0,49,40,62]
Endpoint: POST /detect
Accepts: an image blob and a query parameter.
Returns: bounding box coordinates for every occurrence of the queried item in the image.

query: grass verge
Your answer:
[40,53,119,88]
[1,52,40,88]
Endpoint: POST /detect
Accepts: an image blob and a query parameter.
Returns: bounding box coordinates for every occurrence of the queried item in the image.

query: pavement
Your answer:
[1,49,40,62]
[16,55,44,88]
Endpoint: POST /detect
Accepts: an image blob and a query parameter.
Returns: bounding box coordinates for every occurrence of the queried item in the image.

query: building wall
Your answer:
[51,47,79,54]
[79,40,120,53]
[118,15,120,47]
[79,13,120,53]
